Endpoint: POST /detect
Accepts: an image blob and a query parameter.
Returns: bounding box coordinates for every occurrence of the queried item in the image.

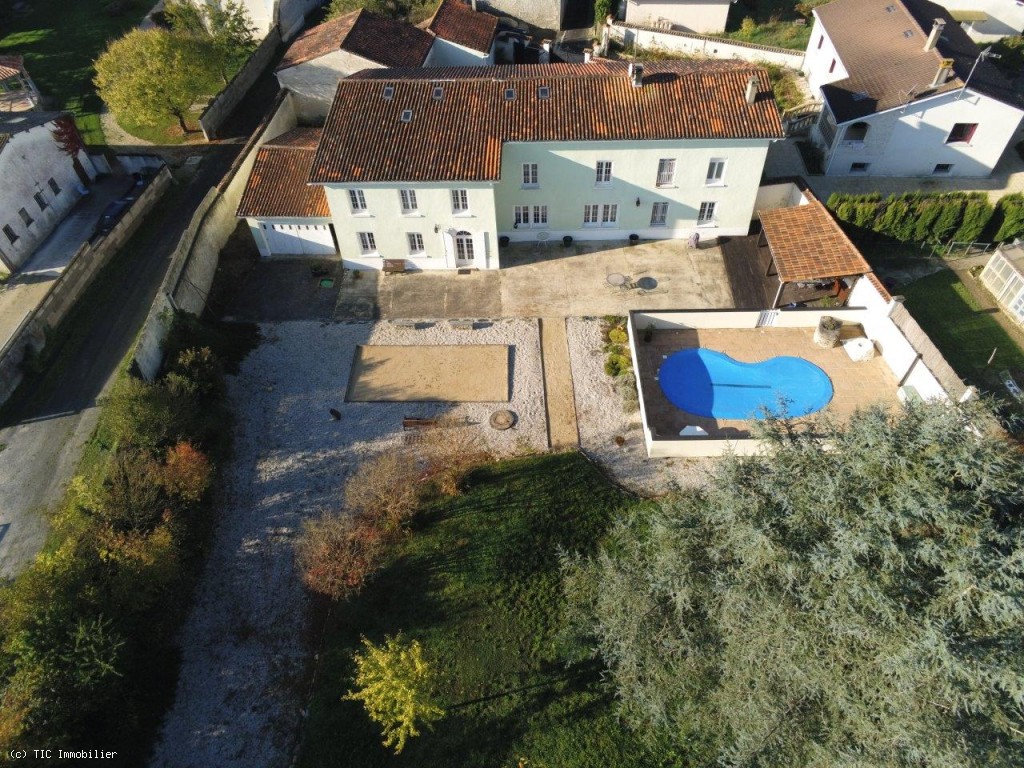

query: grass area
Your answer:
[901,270,1024,387]
[298,452,678,768]
[0,0,150,144]
[721,19,811,51]
[722,0,812,50]
[116,106,207,145]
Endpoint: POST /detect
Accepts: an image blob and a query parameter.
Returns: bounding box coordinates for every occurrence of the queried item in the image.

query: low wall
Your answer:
[754,181,807,215]
[134,92,299,380]
[199,28,282,141]
[0,166,172,404]
[610,23,805,69]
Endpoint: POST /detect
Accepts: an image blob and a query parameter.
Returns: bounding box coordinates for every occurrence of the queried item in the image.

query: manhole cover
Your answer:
[489,410,516,430]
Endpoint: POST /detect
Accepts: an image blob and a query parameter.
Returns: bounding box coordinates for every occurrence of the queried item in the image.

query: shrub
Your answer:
[165,346,225,403]
[995,193,1024,242]
[102,375,189,450]
[162,441,213,503]
[99,449,167,534]
[952,198,994,242]
[344,452,420,532]
[295,514,387,601]
[344,634,444,754]
[418,418,489,497]
[608,327,628,344]
[604,354,631,377]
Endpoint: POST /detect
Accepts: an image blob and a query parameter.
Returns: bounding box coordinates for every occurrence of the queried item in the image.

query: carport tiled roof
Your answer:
[311,61,784,183]
[237,128,330,219]
[426,0,498,53]
[815,0,1019,123]
[276,9,433,72]
[759,195,871,282]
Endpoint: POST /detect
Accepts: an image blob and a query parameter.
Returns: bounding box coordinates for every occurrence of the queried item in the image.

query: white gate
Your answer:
[757,309,779,328]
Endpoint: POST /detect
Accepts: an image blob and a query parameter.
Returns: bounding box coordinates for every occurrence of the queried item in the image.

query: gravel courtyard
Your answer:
[150,319,545,768]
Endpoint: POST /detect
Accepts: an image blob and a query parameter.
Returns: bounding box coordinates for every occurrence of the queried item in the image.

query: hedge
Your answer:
[994,193,1024,243]
[0,315,258,755]
[826,191,993,244]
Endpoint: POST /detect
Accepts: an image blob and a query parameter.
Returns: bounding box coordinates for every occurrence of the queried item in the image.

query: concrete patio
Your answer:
[334,239,734,319]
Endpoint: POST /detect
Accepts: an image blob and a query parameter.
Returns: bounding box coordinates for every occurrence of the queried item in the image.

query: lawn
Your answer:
[297,452,679,768]
[0,0,150,144]
[901,269,1024,388]
[723,0,812,50]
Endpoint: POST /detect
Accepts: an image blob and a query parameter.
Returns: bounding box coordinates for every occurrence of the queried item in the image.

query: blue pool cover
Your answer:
[658,348,833,420]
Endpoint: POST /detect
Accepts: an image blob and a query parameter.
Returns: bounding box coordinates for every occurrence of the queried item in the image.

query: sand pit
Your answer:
[346,344,509,402]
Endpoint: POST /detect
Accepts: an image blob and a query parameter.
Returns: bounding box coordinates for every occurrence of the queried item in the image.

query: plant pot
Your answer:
[814,315,842,348]
[562,235,573,248]
[499,235,510,247]
[628,234,640,245]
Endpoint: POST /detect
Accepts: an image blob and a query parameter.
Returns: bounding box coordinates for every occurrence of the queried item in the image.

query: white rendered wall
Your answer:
[424,38,494,67]
[323,182,499,270]
[823,90,1024,177]
[802,17,848,95]
[624,0,730,33]
[0,126,96,271]
[932,0,1024,41]
[276,51,381,115]
[495,138,771,242]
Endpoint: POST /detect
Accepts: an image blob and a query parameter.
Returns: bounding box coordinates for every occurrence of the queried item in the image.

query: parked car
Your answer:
[93,198,131,239]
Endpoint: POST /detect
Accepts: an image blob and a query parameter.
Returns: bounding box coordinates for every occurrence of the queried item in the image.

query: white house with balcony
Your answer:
[802,0,1023,178]
[255,61,782,270]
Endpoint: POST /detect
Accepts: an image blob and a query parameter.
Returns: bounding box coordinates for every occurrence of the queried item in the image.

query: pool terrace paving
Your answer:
[635,327,900,440]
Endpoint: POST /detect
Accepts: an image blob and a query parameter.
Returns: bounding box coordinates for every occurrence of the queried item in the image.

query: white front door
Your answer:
[454,230,475,266]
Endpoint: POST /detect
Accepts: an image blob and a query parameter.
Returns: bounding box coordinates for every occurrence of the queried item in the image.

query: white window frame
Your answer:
[522,163,538,187]
[357,232,377,254]
[705,158,726,186]
[513,205,529,227]
[697,201,717,226]
[451,189,470,215]
[454,230,474,261]
[650,202,668,227]
[601,203,618,228]
[34,191,47,211]
[595,161,613,186]
[349,189,367,214]
[399,189,418,215]
[583,204,600,227]
[407,232,425,255]
[656,158,675,187]
[48,177,61,195]
[532,205,548,227]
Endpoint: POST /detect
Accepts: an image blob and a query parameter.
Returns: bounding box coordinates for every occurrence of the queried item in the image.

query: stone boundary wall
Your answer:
[609,23,805,69]
[0,166,173,404]
[134,92,299,379]
[199,28,282,141]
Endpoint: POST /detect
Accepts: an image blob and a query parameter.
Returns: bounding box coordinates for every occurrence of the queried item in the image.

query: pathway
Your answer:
[540,317,580,449]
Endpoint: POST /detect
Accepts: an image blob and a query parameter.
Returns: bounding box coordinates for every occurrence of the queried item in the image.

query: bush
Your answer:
[99,448,167,534]
[295,513,388,601]
[952,198,994,242]
[827,191,987,244]
[164,346,224,403]
[418,418,489,497]
[604,354,631,377]
[102,376,190,451]
[608,327,628,344]
[994,193,1024,242]
[344,452,420,532]
[161,441,213,503]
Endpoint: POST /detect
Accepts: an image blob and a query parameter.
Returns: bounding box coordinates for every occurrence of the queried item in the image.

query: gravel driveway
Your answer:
[150,318,544,768]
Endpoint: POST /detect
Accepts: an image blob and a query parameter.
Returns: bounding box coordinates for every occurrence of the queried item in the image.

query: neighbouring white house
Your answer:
[932,0,1024,41]
[0,112,98,272]
[239,61,783,269]
[623,0,734,34]
[0,55,40,112]
[276,2,498,118]
[802,0,1024,178]
[980,241,1024,325]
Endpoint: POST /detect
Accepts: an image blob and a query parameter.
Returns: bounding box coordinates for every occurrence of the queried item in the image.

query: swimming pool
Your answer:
[658,348,833,420]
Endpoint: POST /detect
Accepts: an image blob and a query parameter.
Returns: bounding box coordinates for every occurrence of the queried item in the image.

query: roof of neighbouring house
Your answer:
[425,0,499,53]
[758,193,872,282]
[310,61,784,184]
[815,0,1020,123]
[237,128,330,219]
[276,9,434,72]
[0,111,63,135]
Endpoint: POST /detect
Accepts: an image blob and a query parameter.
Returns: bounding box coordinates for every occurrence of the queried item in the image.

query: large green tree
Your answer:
[93,28,220,135]
[165,0,257,83]
[562,402,1024,767]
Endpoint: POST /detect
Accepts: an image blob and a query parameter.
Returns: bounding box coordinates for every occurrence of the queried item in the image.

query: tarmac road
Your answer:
[0,145,241,577]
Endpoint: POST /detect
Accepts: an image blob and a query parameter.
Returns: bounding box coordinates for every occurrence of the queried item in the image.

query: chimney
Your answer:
[629,62,644,88]
[924,18,945,51]
[583,47,592,64]
[931,57,954,87]
[540,38,551,64]
[745,74,760,104]
[471,0,477,11]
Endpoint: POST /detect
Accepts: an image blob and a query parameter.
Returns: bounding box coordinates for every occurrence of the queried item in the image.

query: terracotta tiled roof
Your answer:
[427,0,498,54]
[0,134,9,157]
[276,9,434,72]
[0,55,24,80]
[237,128,330,219]
[815,0,1019,123]
[311,62,784,183]
[758,194,871,282]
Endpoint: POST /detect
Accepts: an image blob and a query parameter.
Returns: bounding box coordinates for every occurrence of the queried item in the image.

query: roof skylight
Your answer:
[538,86,550,99]
[383,85,395,100]
[400,109,413,123]
[504,88,516,101]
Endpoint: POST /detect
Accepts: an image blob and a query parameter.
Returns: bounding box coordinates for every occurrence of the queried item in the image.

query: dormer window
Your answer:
[504,88,515,101]
[432,86,443,100]
[400,109,413,123]
[538,86,550,99]
[383,85,395,100]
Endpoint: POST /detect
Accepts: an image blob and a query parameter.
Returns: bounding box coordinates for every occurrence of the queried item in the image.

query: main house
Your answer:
[802,0,1023,177]
[240,61,782,270]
